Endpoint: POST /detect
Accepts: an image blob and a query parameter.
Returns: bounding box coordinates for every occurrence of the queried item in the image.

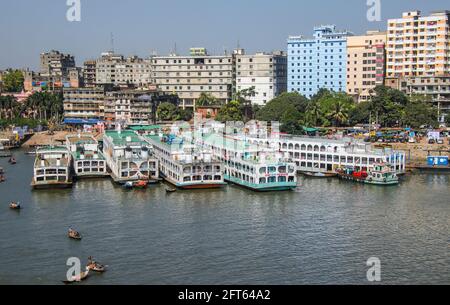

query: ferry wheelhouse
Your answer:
[66,134,108,178]
[145,133,226,189]
[102,130,159,183]
[199,133,297,192]
[31,146,72,189]
[336,163,399,185]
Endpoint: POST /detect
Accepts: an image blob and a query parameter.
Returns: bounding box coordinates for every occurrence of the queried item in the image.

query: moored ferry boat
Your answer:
[31,146,72,189]
[199,132,297,192]
[145,133,226,189]
[102,130,159,184]
[336,163,399,185]
[66,134,108,178]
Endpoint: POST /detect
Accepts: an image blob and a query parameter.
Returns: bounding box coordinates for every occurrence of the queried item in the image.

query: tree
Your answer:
[403,95,437,128]
[0,95,18,120]
[370,85,409,127]
[305,99,325,127]
[215,100,243,122]
[256,92,308,122]
[349,101,371,126]
[196,93,220,107]
[2,70,24,92]
[157,102,178,121]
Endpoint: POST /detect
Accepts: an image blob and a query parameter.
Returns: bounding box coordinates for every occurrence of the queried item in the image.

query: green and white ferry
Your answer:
[199,133,297,192]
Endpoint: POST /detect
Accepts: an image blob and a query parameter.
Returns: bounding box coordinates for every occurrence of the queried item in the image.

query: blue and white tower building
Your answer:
[287,25,353,98]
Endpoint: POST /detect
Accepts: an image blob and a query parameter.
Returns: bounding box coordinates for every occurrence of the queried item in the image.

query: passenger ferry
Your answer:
[102,130,159,184]
[336,163,399,185]
[198,132,297,192]
[31,146,72,189]
[145,133,226,189]
[66,134,108,178]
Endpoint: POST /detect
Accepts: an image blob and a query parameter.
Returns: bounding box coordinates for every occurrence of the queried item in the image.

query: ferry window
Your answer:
[259,167,266,174]
[282,143,288,149]
[288,176,295,182]
[278,176,287,183]
[184,177,191,182]
[334,156,339,162]
[214,175,221,180]
[301,144,306,151]
[320,146,326,152]
[184,167,191,174]
[340,156,346,162]
[259,177,267,184]
[314,145,319,151]
[268,166,276,173]
[288,144,294,150]
[307,145,313,151]
[204,175,212,180]
[288,166,295,173]
[279,166,287,173]
[268,176,276,183]
[214,166,221,172]
[295,144,300,150]
[348,157,353,163]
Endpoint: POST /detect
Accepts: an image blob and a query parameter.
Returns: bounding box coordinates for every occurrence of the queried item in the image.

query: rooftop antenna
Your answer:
[110,32,115,53]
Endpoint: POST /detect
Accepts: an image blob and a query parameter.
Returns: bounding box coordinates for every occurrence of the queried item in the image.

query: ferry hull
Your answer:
[31,181,73,189]
[162,174,226,189]
[225,176,297,192]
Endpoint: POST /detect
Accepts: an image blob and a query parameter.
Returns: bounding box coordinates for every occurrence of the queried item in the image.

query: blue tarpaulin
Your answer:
[63,118,103,125]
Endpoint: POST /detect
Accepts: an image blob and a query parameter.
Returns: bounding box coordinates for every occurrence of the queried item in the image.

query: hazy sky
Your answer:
[0,0,448,70]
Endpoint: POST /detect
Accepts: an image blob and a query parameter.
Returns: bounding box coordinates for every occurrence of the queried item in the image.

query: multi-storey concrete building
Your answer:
[95,52,152,87]
[385,11,450,119]
[386,11,450,79]
[235,50,287,105]
[40,50,75,80]
[287,25,352,98]
[83,60,97,88]
[346,31,387,103]
[63,87,106,124]
[151,51,233,108]
[104,89,159,126]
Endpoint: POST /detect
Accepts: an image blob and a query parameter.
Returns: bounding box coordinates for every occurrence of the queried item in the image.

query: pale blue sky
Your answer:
[0,0,448,70]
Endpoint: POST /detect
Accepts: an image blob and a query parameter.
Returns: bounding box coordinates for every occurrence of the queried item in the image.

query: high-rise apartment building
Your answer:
[346,31,387,102]
[287,25,352,98]
[95,52,152,87]
[151,51,233,108]
[385,11,450,119]
[235,50,287,105]
[386,11,450,79]
[40,50,75,79]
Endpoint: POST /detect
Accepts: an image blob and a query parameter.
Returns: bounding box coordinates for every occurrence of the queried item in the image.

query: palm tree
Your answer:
[325,94,354,127]
[306,99,324,127]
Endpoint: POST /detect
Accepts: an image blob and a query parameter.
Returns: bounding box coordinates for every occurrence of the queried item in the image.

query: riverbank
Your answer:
[21,131,102,148]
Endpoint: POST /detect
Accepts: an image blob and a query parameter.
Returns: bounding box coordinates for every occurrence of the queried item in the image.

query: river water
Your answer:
[0,150,448,285]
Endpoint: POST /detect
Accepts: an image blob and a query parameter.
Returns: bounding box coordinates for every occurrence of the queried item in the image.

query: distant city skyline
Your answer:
[0,0,448,70]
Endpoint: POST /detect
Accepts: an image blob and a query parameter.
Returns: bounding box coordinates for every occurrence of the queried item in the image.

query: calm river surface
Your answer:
[0,150,449,285]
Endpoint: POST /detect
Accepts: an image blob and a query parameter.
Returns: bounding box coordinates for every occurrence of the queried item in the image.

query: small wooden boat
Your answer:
[134,180,148,189]
[0,175,5,183]
[9,157,16,164]
[62,267,90,284]
[68,229,82,240]
[303,171,337,178]
[123,181,133,189]
[9,202,21,210]
[166,187,177,193]
[88,261,106,273]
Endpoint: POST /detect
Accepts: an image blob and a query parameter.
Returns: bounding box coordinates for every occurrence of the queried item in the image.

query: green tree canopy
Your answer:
[2,70,24,92]
[196,93,220,107]
[403,94,437,128]
[215,100,244,122]
[157,102,178,121]
[256,92,308,122]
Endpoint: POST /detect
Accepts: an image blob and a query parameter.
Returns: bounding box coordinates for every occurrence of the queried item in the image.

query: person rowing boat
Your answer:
[68,228,82,240]
[87,256,106,273]
[9,202,21,210]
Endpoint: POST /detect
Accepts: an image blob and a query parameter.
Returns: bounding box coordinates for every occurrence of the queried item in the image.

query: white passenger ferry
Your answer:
[66,134,108,178]
[145,133,226,189]
[31,146,72,189]
[102,130,159,183]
